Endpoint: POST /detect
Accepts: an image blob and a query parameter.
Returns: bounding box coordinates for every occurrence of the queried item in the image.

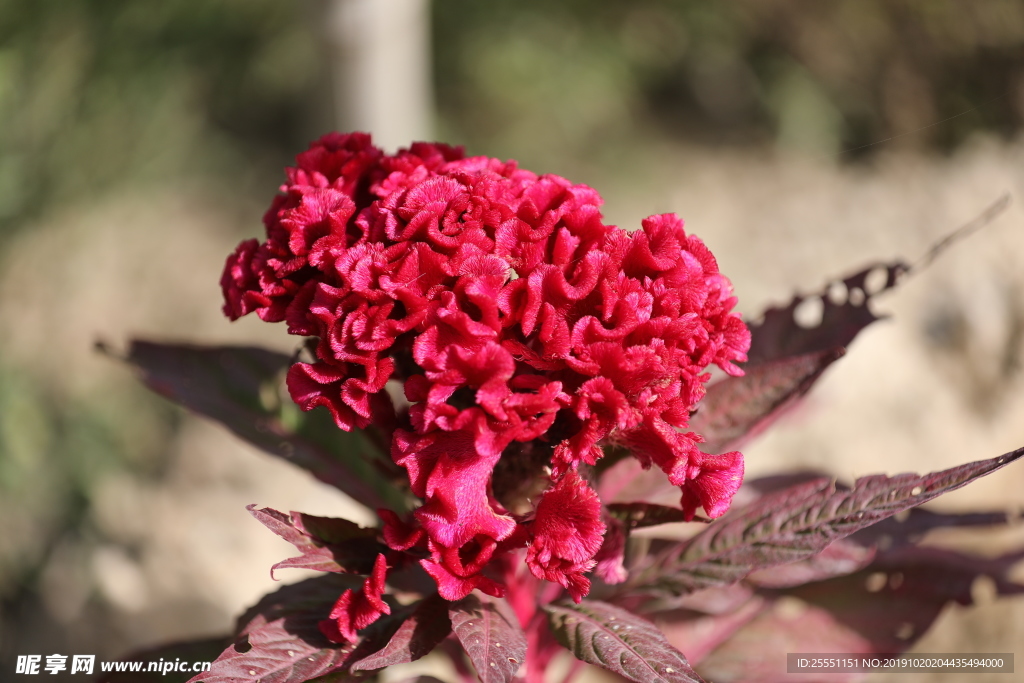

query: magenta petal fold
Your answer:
[224,132,751,605]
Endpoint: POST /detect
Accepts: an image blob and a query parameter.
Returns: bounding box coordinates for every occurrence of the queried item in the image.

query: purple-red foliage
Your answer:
[109,134,1022,683]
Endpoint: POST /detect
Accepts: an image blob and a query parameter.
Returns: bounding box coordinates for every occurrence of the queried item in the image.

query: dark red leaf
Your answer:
[691,348,844,453]
[740,475,1010,547]
[349,595,452,671]
[544,599,704,683]
[606,502,708,529]
[632,446,1024,595]
[744,539,876,588]
[745,261,905,366]
[188,575,363,683]
[97,637,231,683]
[654,597,766,667]
[597,458,683,509]
[798,543,1024,648]
[706,485,1010,589]
[449,594,526,683]
[849,507,1010,549]
[247,505,383,577]
[743,471,833,496]
[694,597,865,683]
[115,342,407,511]
[654,584,756,617]
[697,544,1024,683]
[745,194,1009,366]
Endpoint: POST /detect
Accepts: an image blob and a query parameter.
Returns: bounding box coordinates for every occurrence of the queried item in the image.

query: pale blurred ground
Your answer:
[1,2,1024,682]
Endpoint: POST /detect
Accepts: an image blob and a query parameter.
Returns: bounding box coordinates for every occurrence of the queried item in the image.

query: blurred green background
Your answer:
[3,0,1024,235]
[2,0,1024,678]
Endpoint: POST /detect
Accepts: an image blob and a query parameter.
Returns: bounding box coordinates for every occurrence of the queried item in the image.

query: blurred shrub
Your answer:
[434,0,1024,164]
[3,0,1022,232]
[0,0,325,232]
[0,364,173,584]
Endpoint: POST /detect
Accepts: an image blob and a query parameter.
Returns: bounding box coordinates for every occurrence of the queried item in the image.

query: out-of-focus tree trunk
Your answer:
[318,0,433,152]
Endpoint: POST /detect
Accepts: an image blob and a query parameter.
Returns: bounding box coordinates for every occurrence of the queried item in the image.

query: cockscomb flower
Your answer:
[319,553,391,644]
[222,132,750,641]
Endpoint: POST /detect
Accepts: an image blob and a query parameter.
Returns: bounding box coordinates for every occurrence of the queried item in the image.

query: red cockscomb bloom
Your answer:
[222,132,750,641]
[319,553,391,643]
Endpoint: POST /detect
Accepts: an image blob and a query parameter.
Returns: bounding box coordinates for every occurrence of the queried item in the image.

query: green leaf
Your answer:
[635,446,1024,595]
[117,341,408,511]
[544,599,703,683]
[449,594,526,683]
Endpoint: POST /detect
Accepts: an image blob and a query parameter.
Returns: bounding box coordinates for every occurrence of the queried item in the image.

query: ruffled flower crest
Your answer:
[223,132,750,641]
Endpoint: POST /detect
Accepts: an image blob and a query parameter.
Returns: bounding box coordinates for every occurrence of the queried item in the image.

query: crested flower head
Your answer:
[223,132,750,639]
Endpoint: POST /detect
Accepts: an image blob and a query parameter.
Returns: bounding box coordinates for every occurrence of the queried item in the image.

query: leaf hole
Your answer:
[1008,505,1022,524]
[827,281,847,305]
[911,486,923,496]
[848,287,866,306]
[971,575,997,605]
[793,297,824,328]
[508,658,518,664]
[865,572,887,593]
[258,378,280,412]
[773,595,807,619]
[864,266,890,295]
